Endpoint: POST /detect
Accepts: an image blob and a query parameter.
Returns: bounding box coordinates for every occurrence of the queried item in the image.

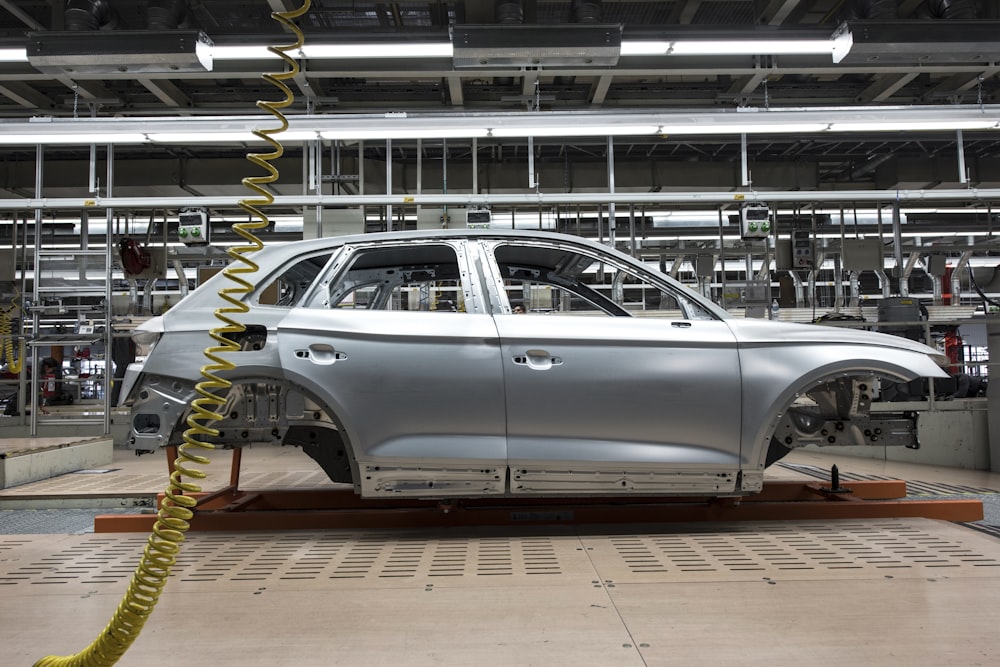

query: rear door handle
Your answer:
[294,344,348,365]
[671,321,692,328]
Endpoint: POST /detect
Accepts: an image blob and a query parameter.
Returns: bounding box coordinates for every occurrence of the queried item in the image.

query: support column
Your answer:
[987,315,1000,471]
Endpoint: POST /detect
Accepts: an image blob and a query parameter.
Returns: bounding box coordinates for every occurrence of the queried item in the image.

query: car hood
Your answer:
[723,318,948,365]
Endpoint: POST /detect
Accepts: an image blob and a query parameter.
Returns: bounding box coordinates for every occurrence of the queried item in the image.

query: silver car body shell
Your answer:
[121,229,947,499]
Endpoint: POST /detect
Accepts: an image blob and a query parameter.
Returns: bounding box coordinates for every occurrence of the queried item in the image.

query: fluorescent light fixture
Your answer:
[303,43,452,58]
[0,48,26,62]
[26,30,213,74]
[210,42,453,61]
[322,127,489,140]
[489,125,659,137]
[209,45,274,60]
[148,131,319,143]
[832,20,1000,65]
[831,28,853,65]
[0,133,149,145]
[828,120,999,132]
[1,106,998,146]
[621,39,834,56]
[658,123,830,135]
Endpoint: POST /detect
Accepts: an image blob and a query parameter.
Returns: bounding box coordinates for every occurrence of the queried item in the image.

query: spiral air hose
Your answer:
[1,284,24,374]
[33,2,310,665]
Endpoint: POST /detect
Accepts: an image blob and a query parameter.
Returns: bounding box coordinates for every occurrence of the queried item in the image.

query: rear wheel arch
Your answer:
[168,374,361,487]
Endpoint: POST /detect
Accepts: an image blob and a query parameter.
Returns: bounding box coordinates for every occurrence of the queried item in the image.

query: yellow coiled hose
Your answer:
[1,285,24,374]
[34,2,310,665]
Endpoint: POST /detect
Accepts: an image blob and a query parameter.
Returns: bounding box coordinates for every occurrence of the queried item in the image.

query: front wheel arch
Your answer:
[764,438,793,467]
[756,371,916,470]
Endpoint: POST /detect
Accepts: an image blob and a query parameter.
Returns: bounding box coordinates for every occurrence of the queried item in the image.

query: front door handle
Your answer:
[671,321,692,328]
[512,349,563,371]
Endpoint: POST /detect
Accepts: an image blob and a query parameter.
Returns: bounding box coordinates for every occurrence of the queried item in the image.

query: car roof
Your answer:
[178,227,731,321]
[251,228,629,266]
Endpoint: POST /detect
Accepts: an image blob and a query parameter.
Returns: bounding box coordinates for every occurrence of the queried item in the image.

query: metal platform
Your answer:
[93,480,984,533]
[91,447,984,533]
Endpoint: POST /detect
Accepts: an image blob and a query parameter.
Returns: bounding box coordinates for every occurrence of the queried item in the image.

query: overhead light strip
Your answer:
[0,38,838,65]
[209,39,834,61]
[2,107,998,145]
[0,47,27,62]
[210,42,455,60]
[620,39,835,56]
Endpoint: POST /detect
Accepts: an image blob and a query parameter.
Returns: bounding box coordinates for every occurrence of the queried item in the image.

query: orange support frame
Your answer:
[93,445,983,533]
[93,474,984,533]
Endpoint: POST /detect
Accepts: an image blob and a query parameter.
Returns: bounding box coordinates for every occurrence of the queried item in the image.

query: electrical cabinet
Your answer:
[740,203,771,239]
[466,208,492,228]
[792,229,815,269]
[178,208,209,245]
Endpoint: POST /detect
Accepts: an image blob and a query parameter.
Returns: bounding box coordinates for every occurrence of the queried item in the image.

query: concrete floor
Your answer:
[1,444,1000,666]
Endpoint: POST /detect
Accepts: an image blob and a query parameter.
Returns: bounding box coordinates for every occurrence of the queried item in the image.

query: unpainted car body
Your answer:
[121,229,947,498]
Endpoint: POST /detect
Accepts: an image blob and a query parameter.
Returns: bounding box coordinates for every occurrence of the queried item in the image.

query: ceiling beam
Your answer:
[727,64,772,98]
[265,0,300,13]
[137,78,191,108]
[0,0,43,30]
[857,73,919,104]
[52,76,119,108]
[522,69,540,109]
[590,74,613,107]
[922,67,1000,104]
[2,188,999,211]
[761,0,802,27]
[293,70,322,102]
[447,74,464,107]
[0,82,55,110]
[678,0,702,25]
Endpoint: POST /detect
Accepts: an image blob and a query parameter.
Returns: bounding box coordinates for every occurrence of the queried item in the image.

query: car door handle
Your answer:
[294,344,348,365]
[513,349,563,371]
[671,321,692,328]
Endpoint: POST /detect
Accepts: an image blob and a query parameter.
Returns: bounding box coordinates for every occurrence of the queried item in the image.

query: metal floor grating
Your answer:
[777,462,1000,496]
[589,521,1000,579]
[2,519,999,591]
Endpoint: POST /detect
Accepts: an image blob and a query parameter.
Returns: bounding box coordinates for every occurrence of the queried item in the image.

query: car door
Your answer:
[487,240,743,495]
[275,241,507,497]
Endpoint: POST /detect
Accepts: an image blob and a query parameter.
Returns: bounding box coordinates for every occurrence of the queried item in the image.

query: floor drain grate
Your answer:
[0,532,567,586]
[601,520,1000,576]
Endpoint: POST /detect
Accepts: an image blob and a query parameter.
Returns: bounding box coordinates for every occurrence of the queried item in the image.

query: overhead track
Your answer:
[2,188,1000,211]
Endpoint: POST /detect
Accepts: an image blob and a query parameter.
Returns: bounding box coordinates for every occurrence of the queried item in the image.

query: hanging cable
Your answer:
[33,2,310,666]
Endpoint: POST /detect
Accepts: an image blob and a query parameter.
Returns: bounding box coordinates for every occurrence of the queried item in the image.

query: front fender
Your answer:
[739,343,947,470]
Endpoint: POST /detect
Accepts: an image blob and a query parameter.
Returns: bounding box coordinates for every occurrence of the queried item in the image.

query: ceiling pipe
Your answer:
[572,0,602,23]
[6,187,1000,211]
[146,0,191,30]
[495,1,524,24]
[492,1,522,87]
[839,0,898,20]
[64,0,118,31]
[918,0,978,19]
[850,152,896,180]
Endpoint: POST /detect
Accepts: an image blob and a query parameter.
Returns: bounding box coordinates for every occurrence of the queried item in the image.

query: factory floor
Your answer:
[1,444,1000,667]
